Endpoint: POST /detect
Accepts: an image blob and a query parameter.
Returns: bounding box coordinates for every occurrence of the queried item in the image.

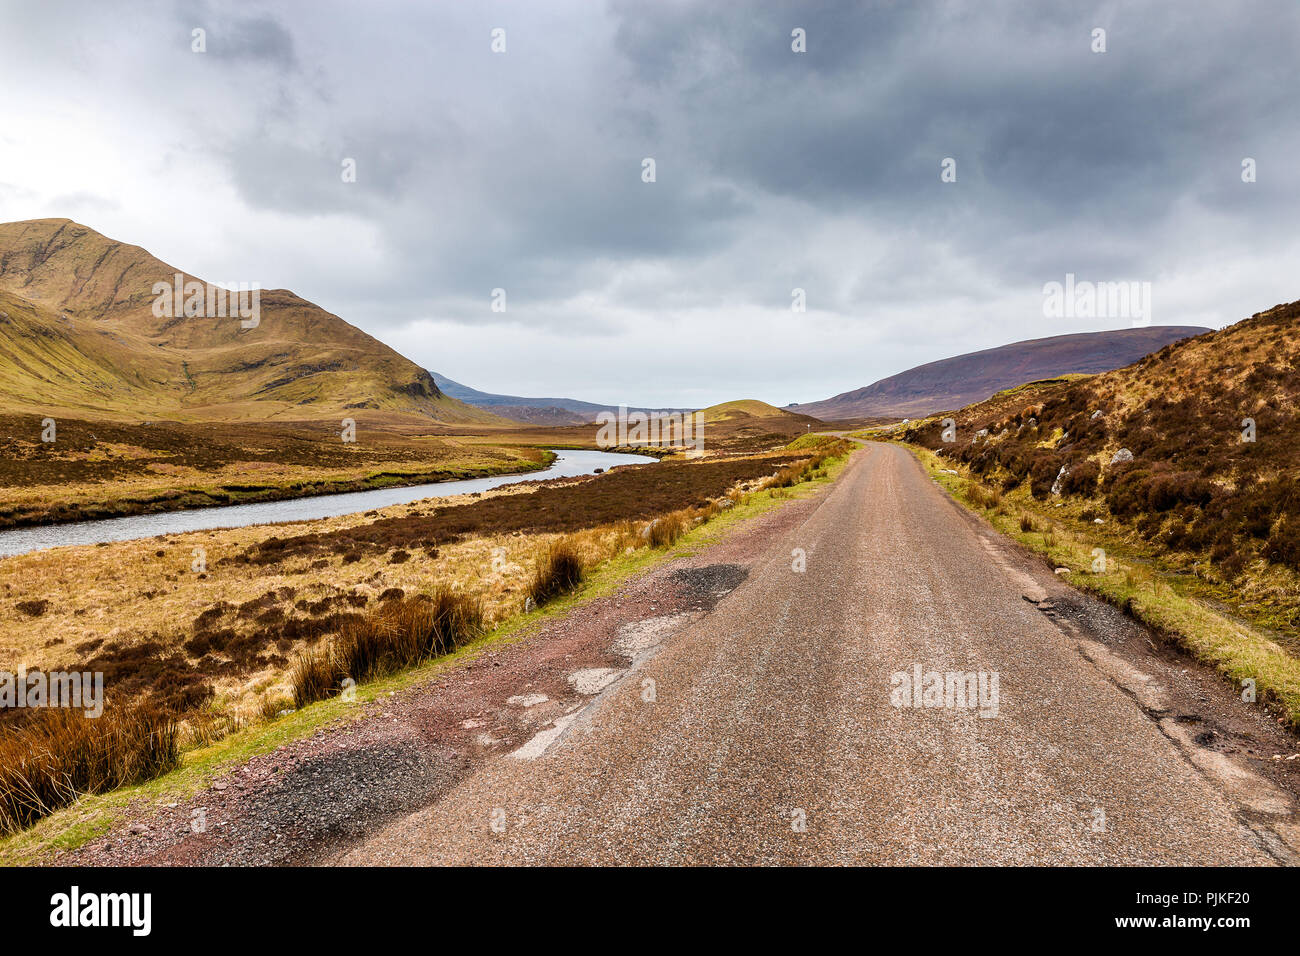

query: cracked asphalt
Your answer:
[338,443,1298,865]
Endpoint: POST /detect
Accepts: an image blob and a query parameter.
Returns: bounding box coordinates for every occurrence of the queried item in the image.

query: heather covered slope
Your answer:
[0,219,502,423]
[793,326,1210,421]
[903,300,1300,630]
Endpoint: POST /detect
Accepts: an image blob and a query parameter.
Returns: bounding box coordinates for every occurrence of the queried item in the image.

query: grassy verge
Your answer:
[904,441,1300,732]
[0,443,855,861]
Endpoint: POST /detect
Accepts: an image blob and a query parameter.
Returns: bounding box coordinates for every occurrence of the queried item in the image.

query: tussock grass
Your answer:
[647,511,691,548]
[0,440,860,856]
[527,540,585,606]
[291,589,485,707]
[766,445,847,490]
[182,708,244,749]
[968,481,1002,510]
[0,704,180,834]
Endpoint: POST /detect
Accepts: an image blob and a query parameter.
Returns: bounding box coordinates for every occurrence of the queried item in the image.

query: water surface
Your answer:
[0,448,656,559]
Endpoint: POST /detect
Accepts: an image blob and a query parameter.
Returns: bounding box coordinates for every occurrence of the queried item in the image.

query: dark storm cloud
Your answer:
[1,0,1297,404]
[607,0,1300,286]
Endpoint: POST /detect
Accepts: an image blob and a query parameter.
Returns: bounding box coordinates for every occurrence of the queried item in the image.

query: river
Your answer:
[0,448,657,559]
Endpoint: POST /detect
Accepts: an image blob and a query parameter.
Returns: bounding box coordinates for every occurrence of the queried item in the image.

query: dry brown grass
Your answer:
[526,540,585,606]
[0,703,180,834]
[646,511,691,548]
[291,588,485,707]
[0,444,846,733]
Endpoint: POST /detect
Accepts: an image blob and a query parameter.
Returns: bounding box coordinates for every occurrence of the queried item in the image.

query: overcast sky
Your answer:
[2,1,1297,407]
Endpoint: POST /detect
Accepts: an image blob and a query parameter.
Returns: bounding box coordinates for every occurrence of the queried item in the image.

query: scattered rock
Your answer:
[1050,465,1069,496]
[1110,448,1134,465]
[1021,585,1048,604]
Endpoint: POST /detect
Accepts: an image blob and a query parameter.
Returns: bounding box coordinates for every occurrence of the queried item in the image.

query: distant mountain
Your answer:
[484,405,593,426]
[790,327,1211,421]
[430,371,688,424]
[0,219,503,424]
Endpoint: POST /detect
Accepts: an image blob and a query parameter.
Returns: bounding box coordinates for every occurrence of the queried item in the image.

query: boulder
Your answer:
[1050,465,1069,496]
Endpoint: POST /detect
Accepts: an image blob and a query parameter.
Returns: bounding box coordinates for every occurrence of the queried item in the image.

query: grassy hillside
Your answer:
[901,299,1300,635]
[699,399,816,423]
[0,219,503,424]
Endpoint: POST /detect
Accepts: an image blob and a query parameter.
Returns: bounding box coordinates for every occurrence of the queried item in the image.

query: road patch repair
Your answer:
[44,552,755,866]
[512,611,705,761]
[32,445,1300,866]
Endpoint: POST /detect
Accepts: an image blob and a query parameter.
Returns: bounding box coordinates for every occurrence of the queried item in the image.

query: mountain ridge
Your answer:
[0,219,502,424]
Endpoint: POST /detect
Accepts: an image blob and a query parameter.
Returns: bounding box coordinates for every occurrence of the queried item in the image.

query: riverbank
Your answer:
[0,414,556,532]
[0,449,666,559]
[0,440,854,856]
[0,445,830,723]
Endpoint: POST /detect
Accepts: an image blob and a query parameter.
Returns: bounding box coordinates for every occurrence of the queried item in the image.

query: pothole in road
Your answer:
[666,564,748,609]
[613,612,698,660]
[567,668,623,695]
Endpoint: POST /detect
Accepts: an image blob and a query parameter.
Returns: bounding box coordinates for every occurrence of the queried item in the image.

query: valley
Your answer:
[1,217,1296,873]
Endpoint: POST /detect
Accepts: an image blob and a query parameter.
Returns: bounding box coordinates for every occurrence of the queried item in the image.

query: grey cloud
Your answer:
[1,0,1297,405]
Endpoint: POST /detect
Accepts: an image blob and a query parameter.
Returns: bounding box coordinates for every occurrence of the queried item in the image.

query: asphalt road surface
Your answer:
[339,442,1295,865]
